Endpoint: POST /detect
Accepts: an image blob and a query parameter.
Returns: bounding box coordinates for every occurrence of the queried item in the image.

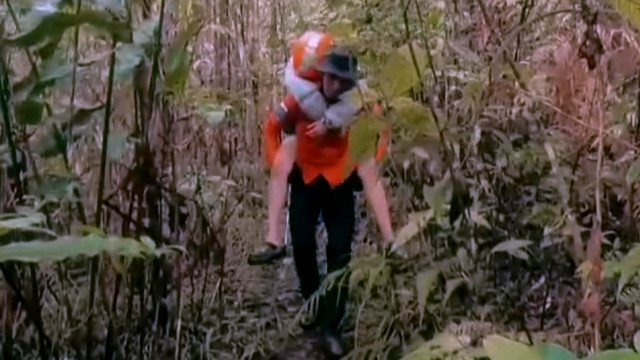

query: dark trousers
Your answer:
[288,166,359,335]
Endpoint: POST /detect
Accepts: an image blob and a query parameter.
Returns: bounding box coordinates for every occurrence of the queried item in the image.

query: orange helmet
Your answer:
[291,31,336,82]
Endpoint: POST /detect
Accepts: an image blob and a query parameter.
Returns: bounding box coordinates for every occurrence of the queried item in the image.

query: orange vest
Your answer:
[264,94,389,188]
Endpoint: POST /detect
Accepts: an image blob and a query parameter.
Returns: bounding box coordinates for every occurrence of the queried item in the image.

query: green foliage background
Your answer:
[2,0,640,359]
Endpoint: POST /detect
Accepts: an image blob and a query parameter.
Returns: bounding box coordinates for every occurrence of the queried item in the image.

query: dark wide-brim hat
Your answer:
[315,46,360,82]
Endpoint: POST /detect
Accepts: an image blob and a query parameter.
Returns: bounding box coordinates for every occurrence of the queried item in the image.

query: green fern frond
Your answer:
[348,253,391,299]
[617,279,640,306]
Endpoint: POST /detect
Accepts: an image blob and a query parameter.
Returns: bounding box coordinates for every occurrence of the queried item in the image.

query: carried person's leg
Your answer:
[248,136,297,265]
[357,157,394,244]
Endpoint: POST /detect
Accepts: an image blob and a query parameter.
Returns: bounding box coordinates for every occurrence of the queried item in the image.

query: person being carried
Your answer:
[248,31,395,265]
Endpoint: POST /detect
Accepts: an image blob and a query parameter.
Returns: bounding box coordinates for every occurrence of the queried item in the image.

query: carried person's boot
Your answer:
[247,243,286,265]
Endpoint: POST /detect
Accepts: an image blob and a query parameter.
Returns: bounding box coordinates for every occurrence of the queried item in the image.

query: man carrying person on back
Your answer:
[260,44,392,353]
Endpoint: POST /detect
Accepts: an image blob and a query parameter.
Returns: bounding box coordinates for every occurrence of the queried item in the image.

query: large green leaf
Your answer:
[13,60,75,101]
[348,112,387,163]
[170,17,204,52]
[327,19,358,43]
[115,44,145,80]
[396,210,433,245]
[484,335,543,360]
[401,332,472,360]
[133,18,158,47]
[164,49,192,94]
[0,213,57,245]
[459,79,484,115]
[627,159,640,185]
[448,40,482,65]
[112,19,157,80]
[89,0,128,17]
[611,0,640,30]
[443,278,467,305]
[375,46,423,99]
[6,9,132,47]
[348,253,389,296]
[15,98,45,125]
[416,269,440,319]
[0,234,155,263]
[107,133,129,162]
[35,32,64,60]
[163,17,202,94]
[582,349,640,360]
[424,173,453,219]
[56,103,105,131]
[0,214,47,236]
[30,125,66,158]
[199,103,232,126]
[398,43,430,76]
[391,96,437,135]
[491,239,533,260]
[605,243,640,284]
[534,344,578,360]
[31,176,76,198]
[42,157,71,177]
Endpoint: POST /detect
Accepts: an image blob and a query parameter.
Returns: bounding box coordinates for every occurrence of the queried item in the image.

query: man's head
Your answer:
[315,47,359,101]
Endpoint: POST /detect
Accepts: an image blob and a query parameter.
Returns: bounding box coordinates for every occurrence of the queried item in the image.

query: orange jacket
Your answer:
[264,94,389,188]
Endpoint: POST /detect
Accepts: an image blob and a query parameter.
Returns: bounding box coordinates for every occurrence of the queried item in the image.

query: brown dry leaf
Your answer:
[587,227,604,287]
[579,292,601,322]
[606,47,640,85]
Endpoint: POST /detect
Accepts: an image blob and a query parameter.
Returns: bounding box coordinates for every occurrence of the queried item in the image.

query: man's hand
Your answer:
[306,121,328,137]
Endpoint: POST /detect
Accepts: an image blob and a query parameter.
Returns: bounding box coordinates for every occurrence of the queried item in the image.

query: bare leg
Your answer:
[265,136,297,247]
[357,158,394,244]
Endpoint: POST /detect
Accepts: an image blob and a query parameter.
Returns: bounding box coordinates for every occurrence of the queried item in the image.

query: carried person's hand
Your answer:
[306,121,328,137]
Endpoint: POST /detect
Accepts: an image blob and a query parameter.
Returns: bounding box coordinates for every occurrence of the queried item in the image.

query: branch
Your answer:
[0,264,52,351]
[400,0,453,172]
[413,0,438,82]
[103,201,173,244]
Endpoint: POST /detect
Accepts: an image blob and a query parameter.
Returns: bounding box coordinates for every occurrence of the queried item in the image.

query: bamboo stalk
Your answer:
[144,0,168,139]
[68,0,84,142]
[0,45,23,200]
[86,38,117,360]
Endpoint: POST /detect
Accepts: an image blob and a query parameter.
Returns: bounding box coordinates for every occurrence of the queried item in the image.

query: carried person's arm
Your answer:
[284,60,361,132]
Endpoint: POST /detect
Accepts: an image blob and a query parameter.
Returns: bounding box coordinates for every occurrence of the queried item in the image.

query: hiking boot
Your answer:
[247,243,286,265]
[321,333,345,359]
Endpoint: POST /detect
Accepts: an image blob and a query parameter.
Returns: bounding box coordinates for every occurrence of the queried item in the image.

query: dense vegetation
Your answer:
[3,0,640,359]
